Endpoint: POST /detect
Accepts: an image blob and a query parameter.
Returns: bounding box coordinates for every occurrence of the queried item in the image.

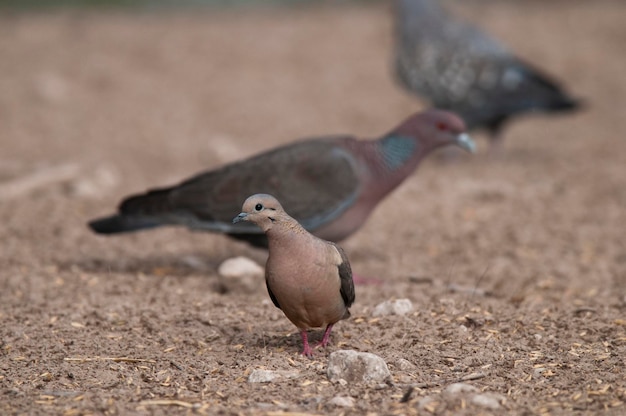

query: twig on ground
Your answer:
[41,390,83,397]
[64,356,156,363]
[170,360,184,371]
[573,307,596,315]
[139,399,195,408]
[400,372,487,403]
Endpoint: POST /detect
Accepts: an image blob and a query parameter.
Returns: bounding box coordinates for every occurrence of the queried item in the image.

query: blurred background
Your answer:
[2,1,626,414]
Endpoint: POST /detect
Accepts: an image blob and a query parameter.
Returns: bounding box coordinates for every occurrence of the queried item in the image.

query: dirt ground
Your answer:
[1,1,626,414]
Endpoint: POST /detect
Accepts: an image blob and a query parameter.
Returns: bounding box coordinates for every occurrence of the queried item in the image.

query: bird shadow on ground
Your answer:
[61,252,223,277]
[251,330,347,356]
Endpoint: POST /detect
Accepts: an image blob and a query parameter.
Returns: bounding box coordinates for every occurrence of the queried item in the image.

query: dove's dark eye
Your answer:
[254,203,263,211]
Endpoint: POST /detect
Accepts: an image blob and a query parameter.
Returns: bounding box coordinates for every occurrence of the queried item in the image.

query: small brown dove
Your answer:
[233,194,355,358]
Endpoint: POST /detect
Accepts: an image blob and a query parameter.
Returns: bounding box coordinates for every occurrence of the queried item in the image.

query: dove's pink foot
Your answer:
[315,324,334,349]
[300,329,314,358]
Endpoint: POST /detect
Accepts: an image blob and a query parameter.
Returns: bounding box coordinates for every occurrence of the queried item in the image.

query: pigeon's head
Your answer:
[233,193,285,232]
[394,109,476,153]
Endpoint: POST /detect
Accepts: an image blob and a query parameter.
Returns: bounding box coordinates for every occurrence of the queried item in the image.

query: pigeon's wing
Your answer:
[330,243,355,310]
[118,138,362,235]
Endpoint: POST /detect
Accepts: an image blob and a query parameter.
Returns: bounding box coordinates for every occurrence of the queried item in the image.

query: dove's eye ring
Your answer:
[254,203,263,211]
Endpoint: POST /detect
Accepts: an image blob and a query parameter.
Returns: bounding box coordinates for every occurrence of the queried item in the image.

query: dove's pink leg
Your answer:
[315,324,334,349]
[300,330,314,358]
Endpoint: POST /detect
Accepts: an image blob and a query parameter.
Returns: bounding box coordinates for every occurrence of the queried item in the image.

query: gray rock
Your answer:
[471,393,505,409]
[443,382,478,397]
[218,256,263,293]
[328,396,355,408]
[70,165,119,199]
[395,358,417,371]
[417,396,438,410]
[327,350,391,384]
[247,369,299,383]
[372,299,413,317]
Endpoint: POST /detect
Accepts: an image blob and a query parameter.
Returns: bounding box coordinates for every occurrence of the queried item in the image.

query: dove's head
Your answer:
[233,193,286,232]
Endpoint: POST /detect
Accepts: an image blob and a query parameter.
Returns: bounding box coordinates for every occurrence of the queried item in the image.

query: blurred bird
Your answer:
[394,0,581,144]
[88,109,475,247]
[233,193,355,357]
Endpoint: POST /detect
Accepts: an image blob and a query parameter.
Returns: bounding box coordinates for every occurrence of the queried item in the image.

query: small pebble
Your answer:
[443,382,478,396]
[247,369,299,383]
[395,358,417,371]
[218,256,263,293]
[328,396,355,408]
[372,299,414,317]
[471,393,504,409]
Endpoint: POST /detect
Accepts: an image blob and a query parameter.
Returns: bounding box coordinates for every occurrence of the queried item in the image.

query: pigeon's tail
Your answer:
[547,95,583,113]
[88,214,162,234]
[119,188,173,216]
[88,188,173,234]
[525,68,584,113]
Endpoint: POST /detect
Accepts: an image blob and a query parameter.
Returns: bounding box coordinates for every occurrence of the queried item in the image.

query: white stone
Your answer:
[417,396,437,410]
[395,358,417,371]
[372,299,413,317]
[218,256,263,278]
[218,256,263,293]
[471,393,504,409]
[327,350,391,384]
[443,382,478,396]
[71,165,119,198]
[247,369,299,383]
[36,72,69,104]
[328,396,355,408]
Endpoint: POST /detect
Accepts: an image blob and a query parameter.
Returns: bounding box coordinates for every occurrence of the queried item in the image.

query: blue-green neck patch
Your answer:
[379,135,418,171]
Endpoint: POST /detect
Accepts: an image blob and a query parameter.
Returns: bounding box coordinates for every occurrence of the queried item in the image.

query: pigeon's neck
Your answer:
[397,0,444,19]
[377,134,421,172]
[365,133,431,196]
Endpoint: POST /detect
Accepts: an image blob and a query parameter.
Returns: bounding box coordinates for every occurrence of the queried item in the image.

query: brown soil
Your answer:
[1,1,625,415]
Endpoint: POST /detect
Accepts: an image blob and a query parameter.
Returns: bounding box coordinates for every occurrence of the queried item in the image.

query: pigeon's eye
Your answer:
[254,203,263,212]
[436,122,448,131]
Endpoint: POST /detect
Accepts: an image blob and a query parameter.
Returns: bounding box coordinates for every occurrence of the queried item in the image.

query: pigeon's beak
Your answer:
[455,133,476,153]
[232,212,248,224]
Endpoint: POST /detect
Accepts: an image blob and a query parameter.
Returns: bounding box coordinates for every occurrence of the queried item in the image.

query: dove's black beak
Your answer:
[232,212,248,224]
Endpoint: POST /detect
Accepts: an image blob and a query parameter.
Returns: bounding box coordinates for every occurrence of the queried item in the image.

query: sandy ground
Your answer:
[1,1,626,414]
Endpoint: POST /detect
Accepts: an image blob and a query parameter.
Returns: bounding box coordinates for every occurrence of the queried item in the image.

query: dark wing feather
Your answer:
[266,279,281,310]
[109,137,361,236]
[331,243,355,309]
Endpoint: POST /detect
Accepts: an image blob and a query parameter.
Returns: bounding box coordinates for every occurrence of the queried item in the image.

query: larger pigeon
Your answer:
[394,0,581,141]
[88,109,475,247]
